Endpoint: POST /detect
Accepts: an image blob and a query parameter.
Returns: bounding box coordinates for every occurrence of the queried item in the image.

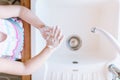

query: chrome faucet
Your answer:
[108,64,120,80]
[91,27,120,80]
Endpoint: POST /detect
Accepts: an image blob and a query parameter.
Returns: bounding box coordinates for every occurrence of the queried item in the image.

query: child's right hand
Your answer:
[40,26,64,49]
[46,26,64,48]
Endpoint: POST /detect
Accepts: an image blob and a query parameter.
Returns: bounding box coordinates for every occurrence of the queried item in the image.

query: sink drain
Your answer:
[67,35,82,51]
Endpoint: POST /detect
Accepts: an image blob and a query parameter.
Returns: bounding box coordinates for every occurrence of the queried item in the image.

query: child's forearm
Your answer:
[19,6,45,29]
[0,46,54,75]
[0,5,46,29]
[23,46,54,75]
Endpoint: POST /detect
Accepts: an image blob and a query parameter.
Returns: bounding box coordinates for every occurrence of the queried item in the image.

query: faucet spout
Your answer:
[91,27,120,54]
[108,64,120,80]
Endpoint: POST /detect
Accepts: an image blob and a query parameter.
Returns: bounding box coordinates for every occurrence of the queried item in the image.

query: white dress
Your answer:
[0,18,24,60]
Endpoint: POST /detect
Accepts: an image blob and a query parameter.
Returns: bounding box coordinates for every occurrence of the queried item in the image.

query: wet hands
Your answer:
[39,26,64,48]
[39,26,52,40]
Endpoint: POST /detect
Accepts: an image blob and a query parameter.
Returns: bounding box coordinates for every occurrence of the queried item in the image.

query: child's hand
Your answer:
[46,26,64,48]
[39,26,64,48]
[39,26,52,40]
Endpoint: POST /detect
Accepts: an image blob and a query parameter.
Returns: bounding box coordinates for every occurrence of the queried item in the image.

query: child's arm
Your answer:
[0,5,53,44]
[0,5,45,28]
[0,26,63,75]
[0,46,53,75]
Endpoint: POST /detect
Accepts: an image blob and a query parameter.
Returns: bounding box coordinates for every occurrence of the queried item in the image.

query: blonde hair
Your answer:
[0,1,11,5]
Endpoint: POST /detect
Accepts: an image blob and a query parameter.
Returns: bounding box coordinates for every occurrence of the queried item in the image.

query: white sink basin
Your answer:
[31,0,119,80]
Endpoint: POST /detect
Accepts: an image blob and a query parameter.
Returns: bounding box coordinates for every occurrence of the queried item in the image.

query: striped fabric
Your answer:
[0,18,24,60]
